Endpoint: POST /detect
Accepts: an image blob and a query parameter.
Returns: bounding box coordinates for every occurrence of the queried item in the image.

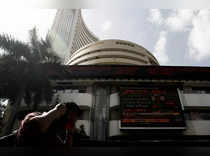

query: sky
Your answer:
[0,8,56,42]
[0,7,210,66]
[82,9,210,66]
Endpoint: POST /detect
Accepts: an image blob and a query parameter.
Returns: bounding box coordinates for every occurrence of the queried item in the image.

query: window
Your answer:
[183,87,210,94]
[184,112,210,120]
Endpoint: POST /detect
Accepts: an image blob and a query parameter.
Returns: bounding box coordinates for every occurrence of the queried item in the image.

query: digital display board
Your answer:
[45,65,210,81]
[120,87,186,129]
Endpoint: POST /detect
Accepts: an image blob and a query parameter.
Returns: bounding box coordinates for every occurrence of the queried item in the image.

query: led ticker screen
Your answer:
[120,87,186,129]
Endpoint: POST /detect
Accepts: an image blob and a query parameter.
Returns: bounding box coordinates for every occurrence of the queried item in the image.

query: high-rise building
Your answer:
[48,9,98,64]
[66,39,159,65]
[4,9,210,145]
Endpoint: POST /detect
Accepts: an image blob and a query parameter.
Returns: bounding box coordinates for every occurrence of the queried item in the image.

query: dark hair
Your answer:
[47,102,82,134]
[64,102,82,117]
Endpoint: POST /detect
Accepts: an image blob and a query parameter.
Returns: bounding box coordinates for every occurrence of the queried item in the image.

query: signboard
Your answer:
[44,64,210,81]
[120,87,186,129]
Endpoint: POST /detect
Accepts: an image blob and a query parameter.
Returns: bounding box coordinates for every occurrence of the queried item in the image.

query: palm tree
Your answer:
[0,27,61,135]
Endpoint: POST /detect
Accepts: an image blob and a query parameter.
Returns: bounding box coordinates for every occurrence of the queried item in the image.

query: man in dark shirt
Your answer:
[16,102,82,147]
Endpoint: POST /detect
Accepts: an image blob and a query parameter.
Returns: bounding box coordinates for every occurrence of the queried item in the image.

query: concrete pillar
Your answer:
[90,85,110,141]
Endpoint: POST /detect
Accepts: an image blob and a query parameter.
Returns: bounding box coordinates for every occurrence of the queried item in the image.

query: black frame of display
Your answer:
[119,86,186,130]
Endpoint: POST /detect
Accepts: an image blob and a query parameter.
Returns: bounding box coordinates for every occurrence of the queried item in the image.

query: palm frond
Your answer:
[29,27,43,63]
[38,36,61,64]
[0,34,31,62]
[0,28,62,107]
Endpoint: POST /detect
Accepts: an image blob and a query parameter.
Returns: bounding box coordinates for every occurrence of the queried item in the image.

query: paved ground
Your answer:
[1,146,210,156]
